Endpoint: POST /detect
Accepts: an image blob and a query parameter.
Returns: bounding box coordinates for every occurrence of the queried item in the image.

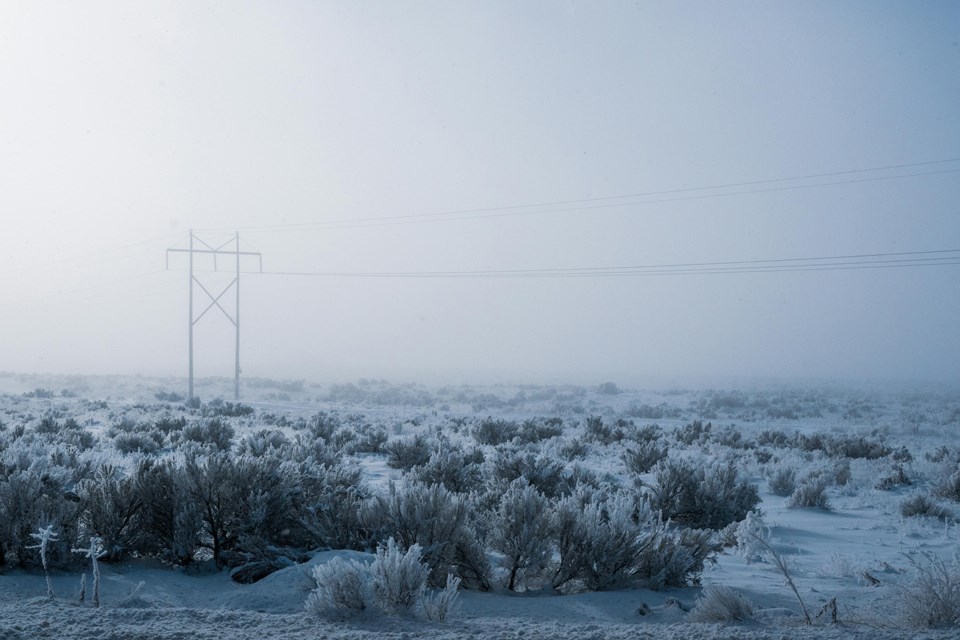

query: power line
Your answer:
[0,269,174,307]
[239,249,960,279]
[7,276,184,312]
[195,159,960,233]
[4,231,186,276]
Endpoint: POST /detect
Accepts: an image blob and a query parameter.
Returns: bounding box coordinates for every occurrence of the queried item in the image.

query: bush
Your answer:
[766,466,797,497]
[384,435,433,471]
[516,418,564,444]
[237,430,290,457]
[876,466,911,491]
[489,479,552,591]
[365,481,491,590]
[583,416,625,444]
[733,510,770,564]
[935,471,960,503]
[420,574,461,622]
[901,495,952,521]
[178,419,235,451]
[673,420,712,446]
[204,401,254,418]
[296,461,371,551]
[471,418,519,446]
[132,459,200,566]
[826,435,891,460]
[181,451,300,568]
[622,440,669,474]
[306,556,369,617]
[897,553,960,628]
[756,429,790,447]
[77,465,143,561]
[688,585,754,623]
[114,432,162,455]
[643,458,760,530]
[369,538,430,614]
[789,478,831,510]
[411,443,483,493]
[597,382,620,395]
[552,490,660,592]
[488,448,568,499]
[0,465,82,567]
[635,526,716,591]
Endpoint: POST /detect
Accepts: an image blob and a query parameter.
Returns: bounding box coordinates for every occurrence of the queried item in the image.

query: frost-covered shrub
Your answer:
[516,417,564,444]
[673,420,712,446]
[384,435,433,471]
[622,440,669,474]
[489,479,552,591]
[597,381,620,395]
[711,425,752,450]
[826,434,891,460]
[897,553,960,628]
[471,418,519,446]
[876,465,911,491]
[488,448,568,498]
[178,419,235,451]
[203,400,254,418]
[635,526,716,590]
[296,461,370,551]
[369,538,430,614]
[306,556,369,617]
[153,416,187,435]
[410,443,483,493]
[365,481,490,590]
[643,458,760,530]
[901,494,952,521]
[935,471,960,503]
[756,429,790,448]
[551,490,658,592]
[688,585,754,623]
[132,459,201,565]
[733,510,769,564]
[77,465,143,561]
[559,438,588,460]
[765,465,797,497]
[0,449,84,567]
[789,477,831,510]
[181,451,299,567]
[302,412,341,440]
[346,425,388,454]
[291,433,341,468]
[114,432,162,455]
[629,424,664,444]
[420,574,461,622]
[832,460,852,487]
[583,416,625,444]
[237,429,290,457]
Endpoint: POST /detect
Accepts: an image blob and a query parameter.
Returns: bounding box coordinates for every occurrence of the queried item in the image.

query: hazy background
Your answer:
[1,1,958,387]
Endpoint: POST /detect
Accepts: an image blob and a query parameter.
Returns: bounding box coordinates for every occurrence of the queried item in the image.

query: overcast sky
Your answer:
[1,1,958,387]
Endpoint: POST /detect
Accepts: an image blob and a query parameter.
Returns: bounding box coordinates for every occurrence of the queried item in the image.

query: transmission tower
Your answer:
[166,230,262,401]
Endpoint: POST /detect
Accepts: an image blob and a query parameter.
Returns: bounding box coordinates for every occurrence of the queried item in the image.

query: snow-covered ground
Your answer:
[0,371,958,639]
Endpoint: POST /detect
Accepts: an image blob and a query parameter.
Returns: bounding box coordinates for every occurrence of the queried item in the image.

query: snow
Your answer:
[1,372,959,639]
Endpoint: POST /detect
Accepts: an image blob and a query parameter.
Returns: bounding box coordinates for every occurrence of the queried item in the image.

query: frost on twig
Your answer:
[73,537,106,608]
[28,524,59,600]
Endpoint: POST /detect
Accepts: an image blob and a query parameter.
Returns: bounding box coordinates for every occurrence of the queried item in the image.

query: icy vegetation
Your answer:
[1,371,960,638]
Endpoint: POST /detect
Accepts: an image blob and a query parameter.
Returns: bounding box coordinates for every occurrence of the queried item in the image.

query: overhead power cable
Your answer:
[231,249,960,279]
[5,231,186,276]
[0,269,175,307]
[194,158,960,233]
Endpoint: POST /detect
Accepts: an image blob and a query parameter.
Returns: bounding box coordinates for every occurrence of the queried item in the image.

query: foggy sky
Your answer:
[1,1,959,386]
